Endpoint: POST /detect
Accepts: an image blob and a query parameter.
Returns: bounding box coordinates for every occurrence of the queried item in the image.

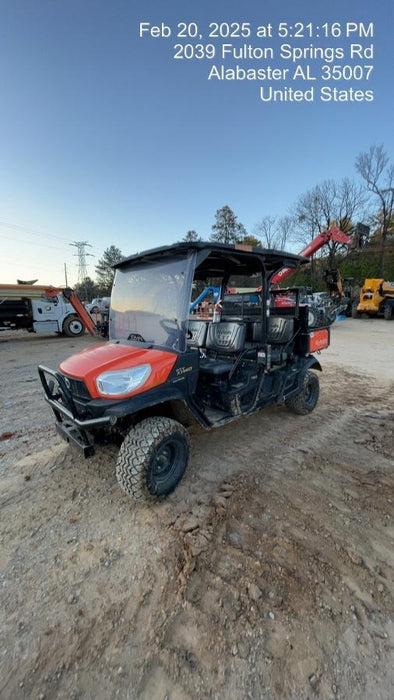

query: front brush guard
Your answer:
[38,365,112,457]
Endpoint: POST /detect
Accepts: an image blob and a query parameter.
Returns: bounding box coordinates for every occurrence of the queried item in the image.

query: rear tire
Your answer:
[63,315,85,337]
[116,417,190,501]
[384,305,393,320]
[351,305,360,319]
[285,371,320,416]
[326,307,337,324]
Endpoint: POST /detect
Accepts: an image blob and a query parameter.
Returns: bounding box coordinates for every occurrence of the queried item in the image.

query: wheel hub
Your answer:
[153,443,174,474]
[70,321,82,332]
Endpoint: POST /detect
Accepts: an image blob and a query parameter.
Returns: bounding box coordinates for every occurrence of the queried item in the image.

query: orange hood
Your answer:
[59,342,177,399]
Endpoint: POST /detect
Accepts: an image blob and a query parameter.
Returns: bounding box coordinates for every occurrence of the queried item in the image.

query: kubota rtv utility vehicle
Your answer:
[39,242,330,501]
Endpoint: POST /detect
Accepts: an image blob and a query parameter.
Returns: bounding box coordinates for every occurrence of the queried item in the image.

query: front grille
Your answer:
[63,376,91,401]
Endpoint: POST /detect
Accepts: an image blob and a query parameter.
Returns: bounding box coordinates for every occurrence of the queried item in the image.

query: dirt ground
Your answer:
[0,319,393,700]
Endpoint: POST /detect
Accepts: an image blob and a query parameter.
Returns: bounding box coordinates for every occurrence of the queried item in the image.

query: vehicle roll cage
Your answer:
[114,241,305,280]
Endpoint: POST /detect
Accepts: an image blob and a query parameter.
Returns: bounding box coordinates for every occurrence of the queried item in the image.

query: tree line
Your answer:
[75,245,124,300]
[76,143,393,300]
[184,144,393,286]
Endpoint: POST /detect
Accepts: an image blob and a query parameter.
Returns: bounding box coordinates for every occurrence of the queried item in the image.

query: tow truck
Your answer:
[39,241,332,502]
[0,284,96,336]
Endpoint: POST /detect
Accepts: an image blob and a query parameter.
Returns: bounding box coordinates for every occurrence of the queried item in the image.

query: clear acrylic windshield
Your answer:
[109,254,195,351]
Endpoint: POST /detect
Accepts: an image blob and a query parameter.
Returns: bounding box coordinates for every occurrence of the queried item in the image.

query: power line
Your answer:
[0,219,71,244]
[0,234,68,251]
[0,220,102,255]
[1,258,69,274]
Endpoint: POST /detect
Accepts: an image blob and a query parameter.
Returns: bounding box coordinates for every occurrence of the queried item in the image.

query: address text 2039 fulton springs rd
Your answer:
[139,20,375,103]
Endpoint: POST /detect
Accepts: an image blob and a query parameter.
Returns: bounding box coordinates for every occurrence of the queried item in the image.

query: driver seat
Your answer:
[187,320,208,348]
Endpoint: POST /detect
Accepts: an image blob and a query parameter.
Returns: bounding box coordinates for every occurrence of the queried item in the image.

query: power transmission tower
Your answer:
[70,241,94,283]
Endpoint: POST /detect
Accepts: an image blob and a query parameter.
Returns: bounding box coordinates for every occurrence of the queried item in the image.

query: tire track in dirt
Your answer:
[1,332,394,698]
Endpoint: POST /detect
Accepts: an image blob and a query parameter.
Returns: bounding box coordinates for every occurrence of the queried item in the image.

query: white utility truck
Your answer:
[0,284,96,336]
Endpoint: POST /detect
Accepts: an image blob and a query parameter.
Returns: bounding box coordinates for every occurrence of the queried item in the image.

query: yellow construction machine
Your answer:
[352,278,394,320]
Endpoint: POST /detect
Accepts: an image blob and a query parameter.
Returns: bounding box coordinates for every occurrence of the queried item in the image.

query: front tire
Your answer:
[384,305,393,320]
[285,371,320,415]
[116,417,190,501]
[63,315,85,337]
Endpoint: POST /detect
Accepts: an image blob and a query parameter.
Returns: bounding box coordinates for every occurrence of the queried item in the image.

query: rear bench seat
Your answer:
[188,316,294,371]
[199,321,246,375]
[252,316,295,344]
[251,316,295,364]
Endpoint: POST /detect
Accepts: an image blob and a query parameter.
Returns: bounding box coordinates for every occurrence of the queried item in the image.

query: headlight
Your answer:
[96,364,151,396]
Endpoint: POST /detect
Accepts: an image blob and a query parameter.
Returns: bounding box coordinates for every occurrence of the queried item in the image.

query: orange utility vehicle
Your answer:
[39,242,331,502]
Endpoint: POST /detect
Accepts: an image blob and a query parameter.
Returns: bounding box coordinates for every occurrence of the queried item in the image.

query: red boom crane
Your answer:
[271,226,354,286]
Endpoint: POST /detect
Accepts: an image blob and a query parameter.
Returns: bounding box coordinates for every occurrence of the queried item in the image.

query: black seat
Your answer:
[187,320,208,348]
[251,317,295,344]
[206,321,246,352]
[250,316,295,365]
[267,316,294,343]
[200,321,246,376]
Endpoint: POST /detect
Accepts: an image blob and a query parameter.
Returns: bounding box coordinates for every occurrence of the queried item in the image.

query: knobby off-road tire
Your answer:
[116,417,190,502]
[384,305,393,320]
[63,315,85,337]
[285,371,320,416]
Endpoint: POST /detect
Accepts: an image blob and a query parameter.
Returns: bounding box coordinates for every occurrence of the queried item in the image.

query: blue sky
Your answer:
[0,0,392,286]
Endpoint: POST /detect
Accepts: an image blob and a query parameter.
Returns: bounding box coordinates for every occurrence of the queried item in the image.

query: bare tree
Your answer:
[277,215,296,250]
[253,215,296,250]
[253,215,276,247]
[355,145,394,277]
[295,178,365,266]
